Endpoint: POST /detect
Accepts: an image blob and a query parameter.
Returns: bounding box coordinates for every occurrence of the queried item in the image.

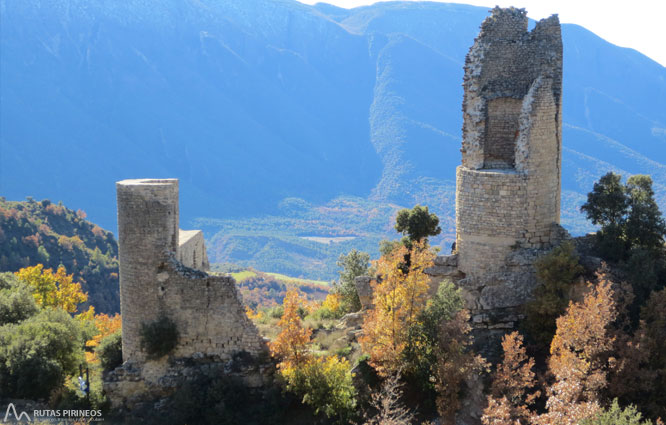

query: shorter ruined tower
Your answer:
[117,179,180,362]
[456,7,563,279]
[116,179,264,364]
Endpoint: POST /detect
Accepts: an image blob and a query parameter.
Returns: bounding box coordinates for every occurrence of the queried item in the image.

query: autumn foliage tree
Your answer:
[606,288,666,420]
[535,273,618,425]
[482,332,539,425]
[360,241,434,377]
[269,288,313,368]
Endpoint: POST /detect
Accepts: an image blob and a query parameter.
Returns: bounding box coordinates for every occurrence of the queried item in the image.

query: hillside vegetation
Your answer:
[0,198,119,313]
[211,263,329,309]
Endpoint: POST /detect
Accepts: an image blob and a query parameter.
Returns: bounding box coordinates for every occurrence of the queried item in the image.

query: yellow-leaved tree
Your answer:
[359,240,434,377]
[15,264,88,313]
[269,288,313,368]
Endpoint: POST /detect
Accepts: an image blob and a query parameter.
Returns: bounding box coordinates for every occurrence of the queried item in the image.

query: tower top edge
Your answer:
[116,178,179,187]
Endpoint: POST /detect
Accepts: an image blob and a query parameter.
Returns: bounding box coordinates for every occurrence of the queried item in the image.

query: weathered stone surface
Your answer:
[354,276,374,309]
[105,355,272,410]
[337,311,365,329]
[425,265,459,276]
[434,254,459,267]
[178,229,209,271]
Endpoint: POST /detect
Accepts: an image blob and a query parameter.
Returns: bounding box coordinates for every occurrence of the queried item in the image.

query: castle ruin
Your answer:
[105,179,267,407]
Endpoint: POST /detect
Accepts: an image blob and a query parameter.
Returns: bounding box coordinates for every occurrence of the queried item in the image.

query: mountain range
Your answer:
[1,0,665,279]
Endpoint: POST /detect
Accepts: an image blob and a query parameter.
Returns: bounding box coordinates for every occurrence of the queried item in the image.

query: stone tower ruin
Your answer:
[456,7,563,279]
[359,8,571,361]
[107,179,268,408]
[115,179,264,364]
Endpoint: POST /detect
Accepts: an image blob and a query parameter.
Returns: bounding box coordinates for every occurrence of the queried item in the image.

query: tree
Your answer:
[15,264,87,313]
[269,289,313,368]
[0,308,84,399]
[581,172,665,261]
[535,273,618,425]
[365,372,415,425]
[280,355,357,424]
[97,330,123,371]
[335,249,370,313]
[580,399,657,425]
[0,273,39,326]
[85,312,122,363]
[403,280,464,393]
[359,241,434,377]
[394,205,441,248]
[625,175,666,251]
[615,288,666,420]
[581,172,628,229]
[482,332,539,425]
[270,290,356,423]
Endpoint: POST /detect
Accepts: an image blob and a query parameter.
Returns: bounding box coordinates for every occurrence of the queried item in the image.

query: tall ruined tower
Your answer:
[456,7,563,279]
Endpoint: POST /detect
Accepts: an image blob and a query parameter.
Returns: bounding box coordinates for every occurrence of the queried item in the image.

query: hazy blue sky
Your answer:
[297,0,666,67]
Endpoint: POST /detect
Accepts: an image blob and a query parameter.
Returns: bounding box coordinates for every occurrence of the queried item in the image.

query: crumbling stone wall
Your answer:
[115,179,264,364]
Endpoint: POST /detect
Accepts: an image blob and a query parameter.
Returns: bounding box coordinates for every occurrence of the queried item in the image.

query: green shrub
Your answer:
[140,316,178,359]
[581,399,654,425]
[308,306,340,321]
[97,330,122,371]
[267,305,284,319]
[403,280,464,401]
[0,308,83,399]
[334,249,370,313]
[523,241,584,351]
[281,355,357,424]
[0,275,39,326]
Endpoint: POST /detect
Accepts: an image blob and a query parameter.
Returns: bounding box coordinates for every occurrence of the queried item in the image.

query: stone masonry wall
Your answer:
[456,168,527,278]
[521,78,562,247]
[156,259,264,360]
